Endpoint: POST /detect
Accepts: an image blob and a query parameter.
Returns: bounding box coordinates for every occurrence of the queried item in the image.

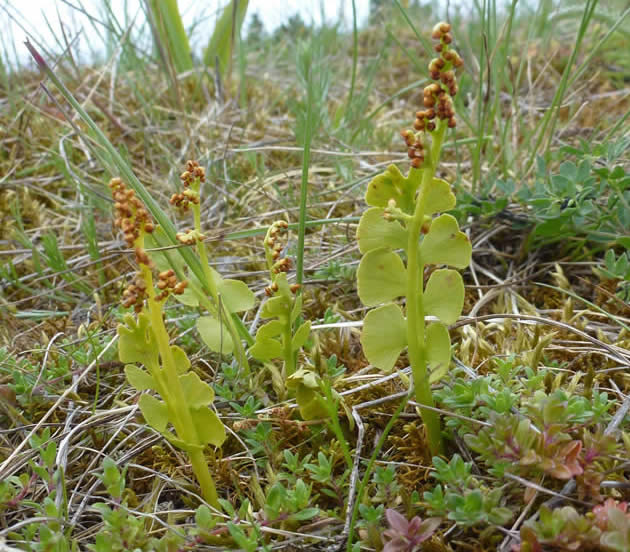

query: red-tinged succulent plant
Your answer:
[382,508,441,552]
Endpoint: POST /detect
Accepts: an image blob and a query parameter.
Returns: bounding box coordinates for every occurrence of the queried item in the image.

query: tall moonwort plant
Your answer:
[356,22,471,455]
[111,177,226,509]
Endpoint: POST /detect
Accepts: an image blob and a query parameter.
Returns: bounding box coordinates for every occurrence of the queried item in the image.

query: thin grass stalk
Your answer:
[386,28,425,75]
[508,0,550,178]
[348,35,392,144]
[296,100,313,289]
[602,107,630,143]
[551,8,630,43]
[393,0,432,57]
[202,0,249,80]
[294,39,328,287]
[487,0,518,177]
[542,0,599,156]
[345,391,411,551]
[565,6,630,91]
[345,0,358,112]
[471,0,492,192]
[525,0,599,170]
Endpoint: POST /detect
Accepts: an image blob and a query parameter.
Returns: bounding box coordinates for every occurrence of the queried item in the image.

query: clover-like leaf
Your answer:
[179,371,215,408]
[172,285,200,307]
[366,164,422,214]
[357,248,407,306]
[261,295,292,319]
[292,321,311,351]
[196,315,234,354]
[287,368,320,390]
[357,207,408,254]
[158,429,205,452]
[190,407,226,447]
[118,312,158,366]
[256,320,284,339]
[124,365,156,391]
[287,370,327,420]
[249,337,283,361]
[426,322,451,383]
[295,386,328,420]
[420,214,472,269]
[138,394,169,433]
[360,303,408,371]
[171,345,191,374]
[424,178,456,215]
[218,278,255,313]
[290,293,303,323]
[424,269,465,325]
[250,320,284,361]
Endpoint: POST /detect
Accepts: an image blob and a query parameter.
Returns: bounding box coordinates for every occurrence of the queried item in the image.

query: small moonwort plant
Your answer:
[110,177,226,510]
[356,22,471,455]
[248,222,354,464]
[167,161,255,374]
[249,220,307,379]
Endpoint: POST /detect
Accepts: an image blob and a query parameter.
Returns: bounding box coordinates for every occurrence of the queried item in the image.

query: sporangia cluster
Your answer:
[402,22,463,168]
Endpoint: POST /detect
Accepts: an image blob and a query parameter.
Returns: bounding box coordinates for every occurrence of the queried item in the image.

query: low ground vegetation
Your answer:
[1,1,629,551]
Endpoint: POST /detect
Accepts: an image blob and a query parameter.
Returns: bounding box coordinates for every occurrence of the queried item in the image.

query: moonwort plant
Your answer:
[110,177,226,510]
[248,220,308,380]
[249,222,353,467]
[146,161,254,375]
[356,22,471,456]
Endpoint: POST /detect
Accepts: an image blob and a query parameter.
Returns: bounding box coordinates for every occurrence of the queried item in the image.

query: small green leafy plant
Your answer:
[594,249,630,302]
[157,161,255,373]
[110,176,226,509]
[249,220,308,379]
[88,457,183,552]
[516,500,630,552]
[381,508,441,552]
[422,455,513,527]
[355,22,471,455]
[433,359,622,506]
[286,360,354,469]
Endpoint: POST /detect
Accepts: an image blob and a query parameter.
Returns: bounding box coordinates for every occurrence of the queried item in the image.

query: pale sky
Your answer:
[1,0,373,67]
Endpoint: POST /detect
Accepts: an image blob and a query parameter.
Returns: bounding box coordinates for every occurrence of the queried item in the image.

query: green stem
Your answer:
[146,292,220,508]
[345,392,411,552]
[189,447,220,509]
[146,294,220,508]
[140,256,220,510]
[192,200,250,376]
[282,316,296,378]
[405,122,447,457]
[319,380,353,470]
[326,405,353,470]
[296,93,313,289]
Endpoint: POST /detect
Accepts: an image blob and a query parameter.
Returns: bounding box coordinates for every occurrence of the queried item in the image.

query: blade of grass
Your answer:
[202,0,249,80]
[293,38,329,287]
[144,0,193,73]
[565,6,630,91]
[345,0,358,113]
[525,0,599,171]
[392,0,432,57]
